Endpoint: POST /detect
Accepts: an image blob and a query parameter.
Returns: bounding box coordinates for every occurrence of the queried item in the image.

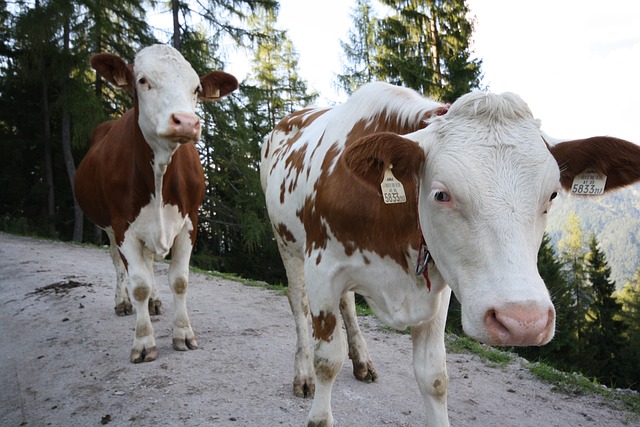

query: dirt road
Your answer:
[0,233,637,426]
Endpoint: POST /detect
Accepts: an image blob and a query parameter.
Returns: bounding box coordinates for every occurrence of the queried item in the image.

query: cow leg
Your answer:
[279,247,315,398]
[148,273,164,316]
[121,240,158,363]
[411,287,451,427]
[307,289,345,427]
[340,291,377,382]
[106,228,132,316]
[168,227,197,351]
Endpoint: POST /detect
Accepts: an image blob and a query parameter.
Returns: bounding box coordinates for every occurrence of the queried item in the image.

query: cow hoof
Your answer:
[293,380,315,398]
[307,418,333,427]
[148,298,164,316]
[353,360,378,383]
[114,301,133,316]
[130,346,157,363]
[173,337,198,351]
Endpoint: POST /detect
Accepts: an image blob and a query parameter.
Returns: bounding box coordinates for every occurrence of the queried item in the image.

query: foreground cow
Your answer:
[260,82,640,426]
[75,44,238,363]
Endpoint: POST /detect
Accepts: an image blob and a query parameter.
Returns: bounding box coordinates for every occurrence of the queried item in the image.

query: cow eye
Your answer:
[544,191,558,214]
[195,85,202,95]
[434,191,451,203]
[138,77,150,89]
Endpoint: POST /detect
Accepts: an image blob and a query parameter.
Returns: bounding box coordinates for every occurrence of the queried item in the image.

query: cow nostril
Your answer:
[485,309,509,340]
[485,304,554,346]
[172,114,181,125]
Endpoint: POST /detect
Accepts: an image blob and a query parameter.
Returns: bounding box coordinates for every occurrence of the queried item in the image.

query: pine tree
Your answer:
[558,211,591,346]
[515,234,580,370]
[189,4,314,283]
[617,269,640,389]
[337,0,378,95]
[247,7,317,127]
[365,0,482,101]
[584,235,629,387]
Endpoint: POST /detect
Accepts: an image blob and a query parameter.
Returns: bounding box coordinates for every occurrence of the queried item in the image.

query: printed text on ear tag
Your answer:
[571,169,607,195]
[381,166,407,204]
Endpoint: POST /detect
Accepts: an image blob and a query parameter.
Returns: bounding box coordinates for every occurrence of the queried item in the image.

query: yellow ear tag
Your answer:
[380,165,407,204]
[571,169,607,195]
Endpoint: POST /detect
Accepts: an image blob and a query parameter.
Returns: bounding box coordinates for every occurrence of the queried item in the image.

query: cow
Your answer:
[260,82,640,426]
[75,44,238,363]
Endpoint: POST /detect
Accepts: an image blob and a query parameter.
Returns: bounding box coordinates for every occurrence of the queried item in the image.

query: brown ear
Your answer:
[90,53,134,93]
[550,136,640,192]
[199,71,239,101]
[342,132,425,190]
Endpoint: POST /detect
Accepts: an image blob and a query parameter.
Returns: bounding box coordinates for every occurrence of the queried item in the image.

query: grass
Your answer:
[192,267,288,296]
[526,361,640,416]
[445,334,513,366]
[445,333,639,416]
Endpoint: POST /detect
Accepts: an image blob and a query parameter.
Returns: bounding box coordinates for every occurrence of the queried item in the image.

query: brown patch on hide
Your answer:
[276,223,296,243]
[274,108,330,135]
[309,132,426,272]
[344,109,432,148]
[312,311,337,342]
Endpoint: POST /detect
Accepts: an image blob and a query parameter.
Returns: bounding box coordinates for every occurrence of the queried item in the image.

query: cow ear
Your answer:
[90,53,134,92]
[342,132,425,190]
[198,71,239,101]
[550,136,640,192]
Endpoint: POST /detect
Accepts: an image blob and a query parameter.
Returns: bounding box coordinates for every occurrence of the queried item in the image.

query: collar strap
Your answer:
[416,233,432,291]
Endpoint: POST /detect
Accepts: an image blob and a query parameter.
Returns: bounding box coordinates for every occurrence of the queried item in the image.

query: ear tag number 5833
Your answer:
[571,169,607,195]
[381,165,407,204]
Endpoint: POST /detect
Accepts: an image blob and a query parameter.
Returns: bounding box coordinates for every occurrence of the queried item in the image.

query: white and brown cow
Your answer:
[260,82,640,426]
[75,44,238,363]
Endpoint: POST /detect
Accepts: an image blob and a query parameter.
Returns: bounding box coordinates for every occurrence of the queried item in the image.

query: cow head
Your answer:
[343,91,640,347]
[90,44,238,148]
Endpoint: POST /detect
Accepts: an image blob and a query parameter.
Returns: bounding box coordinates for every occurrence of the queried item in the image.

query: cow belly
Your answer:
[264,190,307,256]
[124,201,191,259]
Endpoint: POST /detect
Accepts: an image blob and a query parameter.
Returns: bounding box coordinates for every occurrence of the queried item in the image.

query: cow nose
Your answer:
[170,112,201,141]
[484,303,555,346]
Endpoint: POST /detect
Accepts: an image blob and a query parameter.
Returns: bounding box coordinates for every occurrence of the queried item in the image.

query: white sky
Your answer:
[249,0,640,143]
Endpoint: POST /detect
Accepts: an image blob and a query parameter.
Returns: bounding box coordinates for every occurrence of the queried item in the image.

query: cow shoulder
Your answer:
[310,133,425,270]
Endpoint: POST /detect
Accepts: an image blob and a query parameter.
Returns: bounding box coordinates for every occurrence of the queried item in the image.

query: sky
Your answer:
[241,0,640,143]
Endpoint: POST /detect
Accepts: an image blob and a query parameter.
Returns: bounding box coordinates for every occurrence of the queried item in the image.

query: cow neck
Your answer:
[415,186,433,292]
[132,99,179,216]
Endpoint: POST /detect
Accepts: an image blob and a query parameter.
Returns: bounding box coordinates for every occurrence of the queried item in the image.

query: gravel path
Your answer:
[0,232,637,426]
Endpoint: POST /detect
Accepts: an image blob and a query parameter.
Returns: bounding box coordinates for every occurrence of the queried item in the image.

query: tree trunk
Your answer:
[41,79,56,237]
[172,0,181,51]
[61,16,83,242]
[426,0,441,88]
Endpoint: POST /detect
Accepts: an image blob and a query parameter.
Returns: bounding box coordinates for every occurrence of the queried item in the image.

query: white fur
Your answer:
[134,45,201,152]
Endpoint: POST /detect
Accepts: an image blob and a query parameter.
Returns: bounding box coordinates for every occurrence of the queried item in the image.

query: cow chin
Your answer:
[173,135,199,145]
[162,131,200,145]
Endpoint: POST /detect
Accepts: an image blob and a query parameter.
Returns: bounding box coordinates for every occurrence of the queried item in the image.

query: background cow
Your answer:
[75,44,238,363]
[260,82,640,426]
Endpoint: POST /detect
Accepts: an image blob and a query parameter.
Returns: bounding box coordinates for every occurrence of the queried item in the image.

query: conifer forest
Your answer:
[0,0,638,391]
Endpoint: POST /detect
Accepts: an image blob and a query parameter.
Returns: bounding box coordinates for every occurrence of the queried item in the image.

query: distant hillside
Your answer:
[546,183,640,289]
